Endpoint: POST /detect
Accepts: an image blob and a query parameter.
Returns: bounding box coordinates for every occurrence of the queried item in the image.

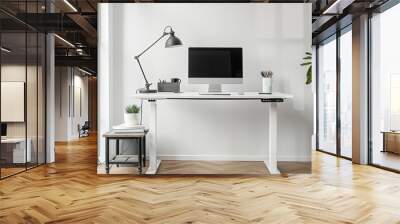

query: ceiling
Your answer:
[0,0,390,75]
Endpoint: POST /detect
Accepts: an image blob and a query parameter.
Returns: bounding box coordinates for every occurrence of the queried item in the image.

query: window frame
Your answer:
[316,24,353,160]
[367,0,400,173]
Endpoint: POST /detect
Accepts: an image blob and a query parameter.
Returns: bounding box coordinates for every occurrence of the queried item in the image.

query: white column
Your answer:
[98,4,111,164]
[265,102,279,174]
[46,32,55,163]
[146,100,160,174]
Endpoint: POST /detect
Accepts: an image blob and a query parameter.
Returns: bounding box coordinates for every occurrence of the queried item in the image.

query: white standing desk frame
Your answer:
[132,92,293,175]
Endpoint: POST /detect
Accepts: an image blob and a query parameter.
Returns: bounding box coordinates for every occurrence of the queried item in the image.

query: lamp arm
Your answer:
[135,32,168,58]
[134,26,175,91]
[135,57,151,89]
[134,33,166,90]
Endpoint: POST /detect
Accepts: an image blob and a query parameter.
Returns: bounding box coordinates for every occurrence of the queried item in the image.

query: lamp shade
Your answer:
[165,33,182,48]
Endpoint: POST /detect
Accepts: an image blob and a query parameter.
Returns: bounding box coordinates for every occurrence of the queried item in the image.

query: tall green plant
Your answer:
[301,52,312,85]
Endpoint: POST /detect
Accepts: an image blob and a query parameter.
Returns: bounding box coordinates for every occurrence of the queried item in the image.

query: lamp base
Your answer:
[138,88,158,93]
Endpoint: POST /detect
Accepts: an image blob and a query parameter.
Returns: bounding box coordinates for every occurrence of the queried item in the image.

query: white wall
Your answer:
[55,67,69,141]
[55,67,89,141]
[73,73,89,137]
[98,3,313,163]
[98,4,111,163]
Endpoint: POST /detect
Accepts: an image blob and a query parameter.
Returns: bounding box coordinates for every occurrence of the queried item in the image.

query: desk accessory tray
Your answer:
[157,82,180,93]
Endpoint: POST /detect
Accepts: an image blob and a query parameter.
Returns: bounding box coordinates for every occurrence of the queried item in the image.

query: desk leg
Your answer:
[264,102,280,174]
[137,138,142,174]
[146,100,161,174]
[116,139,120,167]
[105,138,110,174]
[143,136,146,167]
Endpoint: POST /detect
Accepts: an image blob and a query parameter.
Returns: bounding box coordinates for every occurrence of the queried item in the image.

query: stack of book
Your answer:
[112,124,145,133]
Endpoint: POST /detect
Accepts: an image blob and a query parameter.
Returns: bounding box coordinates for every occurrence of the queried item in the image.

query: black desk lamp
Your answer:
[135,26,183,93]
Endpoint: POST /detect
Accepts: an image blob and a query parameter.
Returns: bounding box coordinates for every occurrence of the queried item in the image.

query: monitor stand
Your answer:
[199,84,231,95]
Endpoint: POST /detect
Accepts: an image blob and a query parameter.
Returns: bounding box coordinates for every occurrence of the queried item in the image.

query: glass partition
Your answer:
[1,31,28,178]
[0,2,46,179]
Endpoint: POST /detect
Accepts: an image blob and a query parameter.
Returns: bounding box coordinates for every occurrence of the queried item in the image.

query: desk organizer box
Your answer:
[157,82,180,93]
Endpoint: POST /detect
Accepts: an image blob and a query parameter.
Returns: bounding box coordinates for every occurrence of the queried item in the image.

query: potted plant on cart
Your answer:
[124,104,140,127]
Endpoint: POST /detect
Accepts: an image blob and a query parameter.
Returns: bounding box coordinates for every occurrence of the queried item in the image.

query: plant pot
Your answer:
[262,77,272,94]
[124,113,139,127]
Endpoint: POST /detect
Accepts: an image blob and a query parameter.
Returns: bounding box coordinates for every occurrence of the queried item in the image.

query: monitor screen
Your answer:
[188,48,242,78]
[1,123,7,137]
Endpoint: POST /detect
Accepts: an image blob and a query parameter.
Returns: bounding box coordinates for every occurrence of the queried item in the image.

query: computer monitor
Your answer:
[1,123,7,137]
[188,47,243,92]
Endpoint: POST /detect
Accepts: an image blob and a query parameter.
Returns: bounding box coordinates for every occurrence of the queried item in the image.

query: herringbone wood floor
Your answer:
[1,134,400,223]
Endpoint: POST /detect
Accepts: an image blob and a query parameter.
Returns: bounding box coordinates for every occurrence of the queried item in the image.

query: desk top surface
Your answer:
[132,92,293,100]
[381,131,400,134]
[103,131,146,138]
[1,138,27,143]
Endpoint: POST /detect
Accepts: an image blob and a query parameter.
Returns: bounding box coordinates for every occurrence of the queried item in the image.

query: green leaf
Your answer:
[305,52,312,55]
[303,56,312,60]
[125,104,140,113]
[306,66,312,85]
[300,62,311,66]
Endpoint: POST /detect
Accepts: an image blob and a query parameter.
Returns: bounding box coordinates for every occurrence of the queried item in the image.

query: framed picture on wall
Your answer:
[1,81,25,122]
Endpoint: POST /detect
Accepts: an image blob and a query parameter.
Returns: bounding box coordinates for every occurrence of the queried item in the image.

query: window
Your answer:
[390,74,400,130]
[340,29,352,158]
[318,37,337,154]
[370,3,400,171]
[316,26,353,159]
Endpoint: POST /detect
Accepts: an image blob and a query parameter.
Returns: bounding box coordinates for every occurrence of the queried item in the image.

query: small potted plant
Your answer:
[124,104,140,127]
[261,70,273,94]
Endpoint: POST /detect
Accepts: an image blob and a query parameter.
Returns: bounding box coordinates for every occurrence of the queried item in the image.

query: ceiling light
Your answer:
[323,0,354,14]
[78,67,93,76]
[323,0,341,14]
[76,48,87,56]
[63,0,78,12]
[54,34,75,48]
[1,47,11,53]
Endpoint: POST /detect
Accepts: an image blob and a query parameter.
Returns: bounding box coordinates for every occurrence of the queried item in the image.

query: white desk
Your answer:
[132,92,293,174]
[1,138,32,163]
